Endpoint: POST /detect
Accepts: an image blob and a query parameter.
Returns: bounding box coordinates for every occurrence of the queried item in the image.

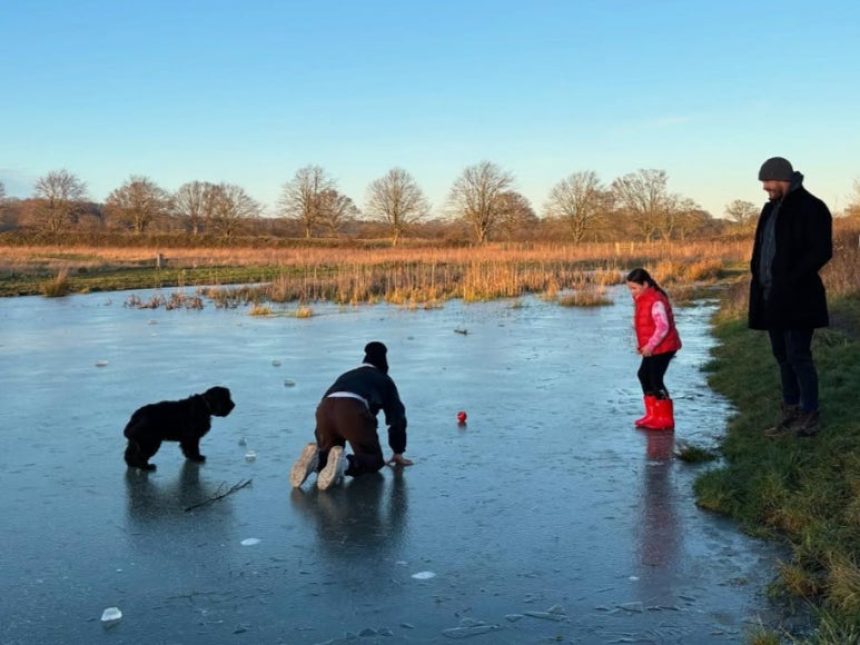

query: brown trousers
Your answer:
[315,397,385,477]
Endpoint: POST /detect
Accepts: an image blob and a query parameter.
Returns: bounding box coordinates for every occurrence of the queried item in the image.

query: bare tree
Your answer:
[611,169,676,242]
[32,169,88,233]
[0,181,6,203]
[278,165,335,238]
[724,199,759,229]
[174,181,219,235]
[318,188,359,237]
[208,183,261,239]
[674,199,713,240]
[544,171,610,243]
[448,161,514,243]
[495,191,538,241]
[365,168,430,245]
[848,179,860,219]
[105,176,172,234]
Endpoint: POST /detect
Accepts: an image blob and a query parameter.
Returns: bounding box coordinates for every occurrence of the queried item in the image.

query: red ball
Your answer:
[456,411,467,423]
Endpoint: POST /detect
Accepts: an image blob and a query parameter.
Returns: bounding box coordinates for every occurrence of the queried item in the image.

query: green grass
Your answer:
[695,295,860,640]
[0,265,306,297]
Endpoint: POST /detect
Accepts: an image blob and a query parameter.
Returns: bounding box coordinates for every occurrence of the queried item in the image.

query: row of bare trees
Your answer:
[7,164,842,244]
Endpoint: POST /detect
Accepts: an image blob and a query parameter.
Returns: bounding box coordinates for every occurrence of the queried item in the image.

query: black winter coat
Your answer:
[748,185,832,330]
[324,365,408,453]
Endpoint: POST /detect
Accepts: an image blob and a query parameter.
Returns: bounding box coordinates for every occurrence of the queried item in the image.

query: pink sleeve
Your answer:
[643,301,669,353]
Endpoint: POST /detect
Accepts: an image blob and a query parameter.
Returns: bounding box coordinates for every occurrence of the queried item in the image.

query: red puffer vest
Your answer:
[634,288,682,354]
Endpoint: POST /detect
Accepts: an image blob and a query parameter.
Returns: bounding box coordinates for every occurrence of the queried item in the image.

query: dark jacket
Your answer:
[748,178,832,330]
[324,365,408,453]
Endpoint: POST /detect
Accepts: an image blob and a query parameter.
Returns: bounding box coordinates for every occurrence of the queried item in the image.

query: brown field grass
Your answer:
[1,237,752,304]
[715,220,860,323]
[0,238,749,274]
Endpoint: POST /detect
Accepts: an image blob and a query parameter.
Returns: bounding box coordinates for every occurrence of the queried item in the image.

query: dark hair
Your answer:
[626,267,667,296]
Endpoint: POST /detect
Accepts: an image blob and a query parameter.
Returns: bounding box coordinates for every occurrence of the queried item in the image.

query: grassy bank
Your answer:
[696,294,860,643]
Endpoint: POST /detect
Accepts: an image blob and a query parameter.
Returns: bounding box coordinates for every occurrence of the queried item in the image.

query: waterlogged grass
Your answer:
[40,268,71,297]
[696,296,860,641]
[0,265,301,296]
[0,239,741,300]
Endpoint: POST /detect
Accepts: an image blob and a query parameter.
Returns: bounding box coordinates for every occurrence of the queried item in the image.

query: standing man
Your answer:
[290,341,412,491]
[749,157,832,437]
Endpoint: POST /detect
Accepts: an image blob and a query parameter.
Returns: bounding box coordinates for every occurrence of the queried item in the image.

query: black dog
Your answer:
[123,386,235,471]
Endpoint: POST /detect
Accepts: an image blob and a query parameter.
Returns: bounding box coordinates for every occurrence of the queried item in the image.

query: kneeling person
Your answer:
[291,341,411,490]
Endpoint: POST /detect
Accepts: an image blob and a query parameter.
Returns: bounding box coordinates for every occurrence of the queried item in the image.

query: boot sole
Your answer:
[317,446,343,491]
[289,443,319,488]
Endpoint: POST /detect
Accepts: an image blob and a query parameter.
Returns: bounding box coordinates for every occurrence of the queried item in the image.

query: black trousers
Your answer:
[315,397,385,477]
[637,351,676,398]
[767,328,818,412]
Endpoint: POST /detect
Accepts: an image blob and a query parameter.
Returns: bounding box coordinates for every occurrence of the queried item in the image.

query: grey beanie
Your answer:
[758,157,794,181]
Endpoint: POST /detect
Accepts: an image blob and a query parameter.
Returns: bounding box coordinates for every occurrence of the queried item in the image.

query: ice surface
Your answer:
[0,288,787,644]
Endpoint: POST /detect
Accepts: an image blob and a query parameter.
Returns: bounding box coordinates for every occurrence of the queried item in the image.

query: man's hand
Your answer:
[387,453,414,467]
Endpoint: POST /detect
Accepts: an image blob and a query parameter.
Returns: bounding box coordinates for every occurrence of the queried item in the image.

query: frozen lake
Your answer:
[0,287,780,644]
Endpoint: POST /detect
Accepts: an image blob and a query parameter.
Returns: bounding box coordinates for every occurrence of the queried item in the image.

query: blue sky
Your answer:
[2,0,858,218]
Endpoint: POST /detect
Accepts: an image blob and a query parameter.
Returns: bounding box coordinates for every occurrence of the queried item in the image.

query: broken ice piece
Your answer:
[618,602,644,613]
[284,379,296,387]
[238,437,247,446]
[244,451,256,462]
[411,571,436,580]
[442,623,500,639]
[95,360,109,368]
[240,538,260,546]
[101,607,122,623]
[523,611,565,622]
[272,360,282,367]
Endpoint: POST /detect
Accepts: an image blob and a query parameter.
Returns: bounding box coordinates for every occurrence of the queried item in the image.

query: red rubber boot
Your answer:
[635,395,657,427]
[645,398,675,431]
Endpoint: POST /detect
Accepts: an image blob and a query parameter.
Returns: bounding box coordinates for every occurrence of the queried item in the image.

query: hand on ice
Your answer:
[387,453,414,467]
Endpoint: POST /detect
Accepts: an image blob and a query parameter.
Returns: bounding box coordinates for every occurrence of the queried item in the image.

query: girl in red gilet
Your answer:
[626,268,682,430]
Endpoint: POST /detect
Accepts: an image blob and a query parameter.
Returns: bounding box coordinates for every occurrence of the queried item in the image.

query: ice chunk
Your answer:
[411,571,436,580]
[442,622,500,639]
[618,602,644,613]
[272,360,282,367]
[241,538,261,546]
[284,379,296,387]
[101,607,122,623]
[95,360,109,368]
[244,450,256,462]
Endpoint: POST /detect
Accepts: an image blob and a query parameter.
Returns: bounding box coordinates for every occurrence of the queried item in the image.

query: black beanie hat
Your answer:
[363,341,389,374]
[758,157,794,181]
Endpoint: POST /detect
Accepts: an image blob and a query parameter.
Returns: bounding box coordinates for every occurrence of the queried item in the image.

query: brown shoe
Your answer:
[794,410,821,438]
[764,403,801,438]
